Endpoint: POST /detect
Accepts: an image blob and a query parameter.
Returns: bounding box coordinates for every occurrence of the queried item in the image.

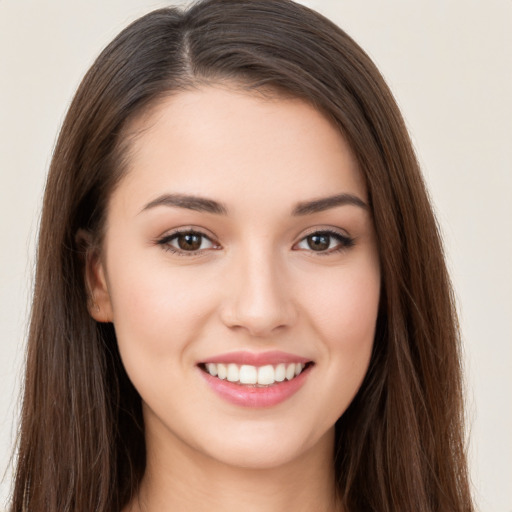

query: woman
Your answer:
[10,0,474,511]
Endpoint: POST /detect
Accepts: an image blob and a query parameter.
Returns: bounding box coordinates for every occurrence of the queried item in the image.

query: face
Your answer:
[88,85,380,471]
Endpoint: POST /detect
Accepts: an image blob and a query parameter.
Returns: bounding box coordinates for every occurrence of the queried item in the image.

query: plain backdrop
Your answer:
[0,1,511,510]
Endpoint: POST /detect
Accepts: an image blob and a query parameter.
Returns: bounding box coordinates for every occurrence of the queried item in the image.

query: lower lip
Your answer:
[199,365,312,408]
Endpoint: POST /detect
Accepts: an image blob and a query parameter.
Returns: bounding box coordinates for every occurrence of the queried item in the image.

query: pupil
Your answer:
[178,233,201,250]
[308,234,329,251]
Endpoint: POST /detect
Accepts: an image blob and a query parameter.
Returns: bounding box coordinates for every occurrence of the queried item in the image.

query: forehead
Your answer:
[114,85,367,216]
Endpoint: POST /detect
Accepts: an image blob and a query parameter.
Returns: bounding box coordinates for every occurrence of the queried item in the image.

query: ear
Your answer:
[76,229,113,323]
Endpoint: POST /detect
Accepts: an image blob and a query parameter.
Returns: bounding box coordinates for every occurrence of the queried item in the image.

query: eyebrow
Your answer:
[292,193,368,215]
[140,192,368,216]
[141,194,228,215]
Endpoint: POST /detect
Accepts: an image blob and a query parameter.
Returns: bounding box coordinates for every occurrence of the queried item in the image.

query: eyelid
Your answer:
[156,226,221,256]
[298,225,351,239]
[293,227,355,254]
[154,225,354,256]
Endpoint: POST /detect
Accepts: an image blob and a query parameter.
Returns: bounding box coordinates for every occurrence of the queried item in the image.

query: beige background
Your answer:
[1,1,511,510]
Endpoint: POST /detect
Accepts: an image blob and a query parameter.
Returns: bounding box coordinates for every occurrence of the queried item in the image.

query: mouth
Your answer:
[198,361,314,387]
[197,351,314,407]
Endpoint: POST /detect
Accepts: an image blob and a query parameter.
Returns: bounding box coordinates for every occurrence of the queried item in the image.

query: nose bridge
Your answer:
[220,238,296,336]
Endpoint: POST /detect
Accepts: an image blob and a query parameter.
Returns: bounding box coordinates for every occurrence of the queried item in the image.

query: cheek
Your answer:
[107,257,217,359]
[300,256,380,411]
[277,258,380,432]
[304,262,380,350]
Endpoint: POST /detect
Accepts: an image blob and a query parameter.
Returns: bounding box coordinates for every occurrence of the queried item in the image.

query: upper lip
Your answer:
[199,350,312,366]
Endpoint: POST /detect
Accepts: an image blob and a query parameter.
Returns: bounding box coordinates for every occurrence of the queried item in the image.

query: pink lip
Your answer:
[198,363,313,409]
[200,350,311,366]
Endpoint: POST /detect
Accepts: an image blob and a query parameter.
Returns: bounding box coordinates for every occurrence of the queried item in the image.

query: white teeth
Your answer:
[274,363,286,382]
[239,365,257,384]
[206,363,218,377]
[227,363,239,382]
[217,363,227,380]
[257,365,275,385]
[203,361,308,385]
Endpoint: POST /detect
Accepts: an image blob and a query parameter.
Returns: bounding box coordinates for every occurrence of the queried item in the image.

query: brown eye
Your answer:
[306,234,330,251]
[295,230,354,254]
[159,230,217,254]
[177,233,203,251]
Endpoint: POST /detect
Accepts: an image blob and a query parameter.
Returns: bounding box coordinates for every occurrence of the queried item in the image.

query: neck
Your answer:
[125,422,340,512]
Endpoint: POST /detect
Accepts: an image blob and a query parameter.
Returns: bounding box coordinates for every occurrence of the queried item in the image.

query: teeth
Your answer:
[227,363,239,382]
[217,363,227,380]
[275,363,286,382]
[239,365,257,384]
[285,363,296,380]
[203,362,306,385]
[206,363,218,377]
[258,365,275,385]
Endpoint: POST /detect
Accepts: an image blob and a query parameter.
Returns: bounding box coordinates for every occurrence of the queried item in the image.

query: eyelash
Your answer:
[296,229,355,255]
[156,228,354,256]
[157,229,219,256]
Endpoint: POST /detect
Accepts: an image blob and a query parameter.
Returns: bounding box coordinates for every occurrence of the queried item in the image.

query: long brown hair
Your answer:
[11,1,474,511]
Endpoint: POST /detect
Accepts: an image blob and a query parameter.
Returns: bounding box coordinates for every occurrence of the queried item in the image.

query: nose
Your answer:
[219,248,298,338]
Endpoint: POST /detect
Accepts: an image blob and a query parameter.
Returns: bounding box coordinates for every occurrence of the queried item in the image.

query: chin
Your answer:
[194,419,334,471]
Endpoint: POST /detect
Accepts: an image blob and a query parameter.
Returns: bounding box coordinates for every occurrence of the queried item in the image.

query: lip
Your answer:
[197,351,314,408]
[199,350,311,366]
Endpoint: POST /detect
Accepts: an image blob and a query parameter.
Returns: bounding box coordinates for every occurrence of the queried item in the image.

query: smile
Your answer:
[197,351,314,408]
[200,362,308,386]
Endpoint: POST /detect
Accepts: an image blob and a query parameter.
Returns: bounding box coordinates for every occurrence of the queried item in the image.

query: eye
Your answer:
[294,230,354,254]
[158,230,219,255]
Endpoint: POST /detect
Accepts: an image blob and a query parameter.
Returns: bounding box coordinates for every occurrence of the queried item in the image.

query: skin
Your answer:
[87,85,381,512]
